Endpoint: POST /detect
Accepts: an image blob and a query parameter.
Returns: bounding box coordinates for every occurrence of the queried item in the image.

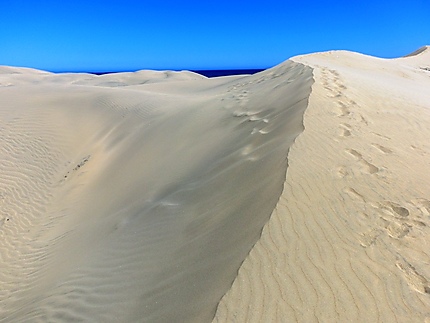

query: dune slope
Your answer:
[0,62,312,321]
[214,48,430,322]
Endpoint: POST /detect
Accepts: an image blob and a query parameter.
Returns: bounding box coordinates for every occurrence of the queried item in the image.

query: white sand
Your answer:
[2,47,430,322]
[214,47,430,322]
[0,62,312,321]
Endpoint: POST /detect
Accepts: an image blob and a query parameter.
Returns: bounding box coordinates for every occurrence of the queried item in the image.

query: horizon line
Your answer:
[48,67,268,74]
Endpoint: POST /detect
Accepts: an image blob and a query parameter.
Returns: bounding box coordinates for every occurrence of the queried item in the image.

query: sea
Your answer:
[56,69,266,78]
[191,69,265,77]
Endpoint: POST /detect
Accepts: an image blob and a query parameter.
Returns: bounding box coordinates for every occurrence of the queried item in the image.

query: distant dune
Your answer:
[0,59,313,321]
[403,45,430,58]
[0,47,429,322]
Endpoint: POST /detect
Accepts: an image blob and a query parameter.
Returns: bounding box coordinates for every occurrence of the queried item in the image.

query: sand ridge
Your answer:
[2,47,429,322]
[214,48,430,322]
[0,61,313,321]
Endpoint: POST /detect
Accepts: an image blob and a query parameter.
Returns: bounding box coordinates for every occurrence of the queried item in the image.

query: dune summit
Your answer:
[0,61,312,321]
[1,46,430,322]
[215,47,430,322]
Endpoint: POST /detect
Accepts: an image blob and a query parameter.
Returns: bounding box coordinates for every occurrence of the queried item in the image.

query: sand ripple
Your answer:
[0,62,312,322]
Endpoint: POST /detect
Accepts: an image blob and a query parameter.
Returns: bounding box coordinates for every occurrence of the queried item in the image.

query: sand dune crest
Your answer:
[214,48,430,322]
[2,47,430,322]
[0,61,312,321]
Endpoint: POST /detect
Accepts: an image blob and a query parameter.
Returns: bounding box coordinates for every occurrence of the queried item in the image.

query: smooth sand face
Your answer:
[0,62,312,321]
[214,48,430,322]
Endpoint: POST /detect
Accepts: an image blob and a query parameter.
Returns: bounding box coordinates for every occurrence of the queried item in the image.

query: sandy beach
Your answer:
[1,47,429,322]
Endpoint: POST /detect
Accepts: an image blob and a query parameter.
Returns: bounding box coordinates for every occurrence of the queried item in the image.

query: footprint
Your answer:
[386,221,411,239]
[339,123,352,137]
[336,166,348,178]
[330,92,343,98]
[371,132,391,140]
[345,149,362,159]
[338,103,350,116]
[341,123,352,129]
[340,129,351,137]
[396,257,430,295]
[344,187,366,202]
[359,114,369,125]
[359,228,382,248]
[360,159,379,174]
[411,198,430,216]
[328,69,340,78]
[379,201,410,218]
[372,144,392,154]
[345,149,379,174]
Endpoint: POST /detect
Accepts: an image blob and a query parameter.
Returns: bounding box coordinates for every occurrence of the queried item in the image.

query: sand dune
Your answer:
[1,47,429,322]
[214,47,430,322]
[0,61,312,321]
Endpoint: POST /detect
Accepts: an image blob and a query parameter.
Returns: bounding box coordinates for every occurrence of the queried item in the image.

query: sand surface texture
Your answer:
[214,47,430,322]
[0,62,312,321]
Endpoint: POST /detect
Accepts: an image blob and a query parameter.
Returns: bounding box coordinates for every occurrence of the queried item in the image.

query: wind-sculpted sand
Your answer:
[2,47,430,322]
[214,47,430,322]
[0,61,313,321]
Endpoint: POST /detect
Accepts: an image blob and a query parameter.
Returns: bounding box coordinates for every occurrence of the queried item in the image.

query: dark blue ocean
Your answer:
[56,69,265,78]
[192,69,265,77]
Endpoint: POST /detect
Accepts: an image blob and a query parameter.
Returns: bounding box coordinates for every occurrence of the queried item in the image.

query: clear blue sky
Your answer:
[1,0,429,72]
